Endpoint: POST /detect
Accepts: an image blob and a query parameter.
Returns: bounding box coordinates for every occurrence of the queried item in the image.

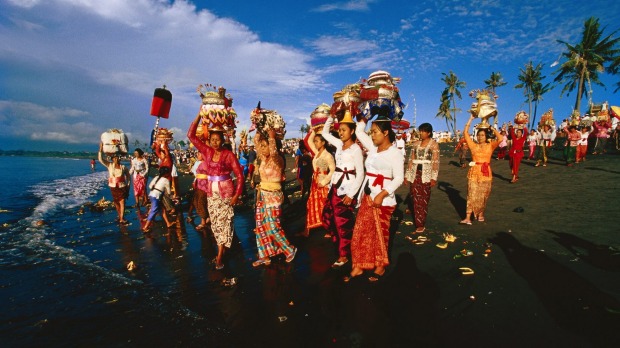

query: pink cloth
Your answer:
[188,120,244,198]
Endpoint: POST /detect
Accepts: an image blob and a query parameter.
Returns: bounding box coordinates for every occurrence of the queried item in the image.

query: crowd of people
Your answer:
[96,109,619,282]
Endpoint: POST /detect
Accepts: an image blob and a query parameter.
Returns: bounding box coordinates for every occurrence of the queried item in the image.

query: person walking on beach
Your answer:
[345,113,404,282]
[90,158,96,171]
[496,130,508,160]
[454,136,469,168]
[129,148,149,208]
[508,126,527,183]
[186,152,210,228]
[188,115,244,270]
[563,125,581,167]
[298,129,335,237]
[142,166,174,232]
[592,119,612,155]
[576,126,592,163]
[321,113,365,268]
[98,143,131,225]
[460,115,502,225]
[404,122,439,234]
[535,124,556,167]
[251,129,297,267]
[527,130,538,160]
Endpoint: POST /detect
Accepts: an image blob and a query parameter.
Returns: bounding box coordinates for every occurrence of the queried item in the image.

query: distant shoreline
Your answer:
[0,150,98,160]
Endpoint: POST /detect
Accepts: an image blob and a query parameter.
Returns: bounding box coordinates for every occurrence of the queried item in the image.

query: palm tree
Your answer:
[515,61,545,128]
[553,17,620,115]
[436,90,453,134]
[484,72,507,95]
[440,71,466,134]
[299,123,310,138]
[530,82,553,129]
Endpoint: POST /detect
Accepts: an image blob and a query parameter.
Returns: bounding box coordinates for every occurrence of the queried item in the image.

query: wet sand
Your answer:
[213,144,620,347]
[8,146,618,347]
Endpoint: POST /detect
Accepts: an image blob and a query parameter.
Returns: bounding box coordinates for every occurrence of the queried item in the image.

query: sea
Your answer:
[0,156,323,347]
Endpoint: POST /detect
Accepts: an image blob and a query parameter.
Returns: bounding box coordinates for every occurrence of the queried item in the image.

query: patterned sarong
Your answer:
[254,189,294,259]
[322,187,356,258]
[466,179,492,217]
[410,171,431,228]
[306,176,329,230]
[351,194,395,270]
[207,193,234,248]
[133,174,146,198]
[194,189,209,220]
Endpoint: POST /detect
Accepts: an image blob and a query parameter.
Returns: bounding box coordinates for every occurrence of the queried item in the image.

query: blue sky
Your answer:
[1,0,619,151]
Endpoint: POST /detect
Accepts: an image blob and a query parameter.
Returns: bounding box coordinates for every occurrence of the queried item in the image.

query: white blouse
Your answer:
[355,120,404,207]
[322,117,365,198]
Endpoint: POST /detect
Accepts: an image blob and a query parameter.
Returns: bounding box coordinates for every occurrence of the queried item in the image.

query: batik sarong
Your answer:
[306,176,329,230]
[410,171,431,229]
[254,189,294,259]
[350,194,395,270]
[133,174,146,198]
[322,187,356,258]
[194,189,209,220]
[207,193,234,248]
[466,179,492,217]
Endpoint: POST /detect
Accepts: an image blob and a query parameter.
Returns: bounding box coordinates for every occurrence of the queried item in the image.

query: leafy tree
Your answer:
[530,81,553,129]
[553,17,620,115]
[484,72,507,95]
[436,89,453,133]
[299,123,310,138]
[439,71,466,134]
[515,61,545,128]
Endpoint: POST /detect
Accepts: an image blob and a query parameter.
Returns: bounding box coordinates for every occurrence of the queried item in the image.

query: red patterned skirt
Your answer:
[351,194,395,270]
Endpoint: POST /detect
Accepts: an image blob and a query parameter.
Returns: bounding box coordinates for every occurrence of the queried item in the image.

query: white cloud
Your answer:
[312,0,377,12]
[308,36,378,56]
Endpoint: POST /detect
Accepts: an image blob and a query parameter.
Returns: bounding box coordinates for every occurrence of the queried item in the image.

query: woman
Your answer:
[299,129,335,237]
[187,152,211,228]
[535,125,556,167]
[129,148,149,208]
[496,130,508,160]
[345,115,404,282]
[460,115,503,225]
[142,166,174,232]
[321,114,365,268]
[188,115,243,270]
[98,143,131,225]
[404,122,439,234]
[251,129,297,267]
[563,125,581,167]
[527,130,538,160]
[508,126,527,183]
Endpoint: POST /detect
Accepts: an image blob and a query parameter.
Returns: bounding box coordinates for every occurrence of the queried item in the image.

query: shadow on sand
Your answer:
[546,230,620,272]
[489,232,620,347]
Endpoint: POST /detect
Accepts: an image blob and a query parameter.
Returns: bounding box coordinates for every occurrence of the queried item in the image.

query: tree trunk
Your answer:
[531,102,539,130]
[574,66,586,114]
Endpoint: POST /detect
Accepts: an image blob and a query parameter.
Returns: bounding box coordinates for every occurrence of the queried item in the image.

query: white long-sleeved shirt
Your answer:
[322,117,365,198]
[355,121,404,207]
[148,175,171,199]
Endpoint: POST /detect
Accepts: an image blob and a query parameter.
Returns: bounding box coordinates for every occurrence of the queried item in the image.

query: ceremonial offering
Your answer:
[468,89,498,129]
[310,103,332,132]
[595,102,610,122]
[391,119,410,132]
[239,129,248,147]
[538,108,555,128]
[514,111,529,129]
[100,129,129,154]
[150,86,172,119]
[155,128,173,143]
[611,105,620,120]
[358,70,405,121]
[197,84,237,131]
[250,102,286,139]
[331,84,362,121]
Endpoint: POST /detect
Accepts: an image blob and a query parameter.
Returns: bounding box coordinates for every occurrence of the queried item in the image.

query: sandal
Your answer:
[215,263,225,270]
[343,272,362,283]
[477,217,485,222]
[285,247,297,263]
[368,270,386,282]
[142,227,151,233]
[195,224,206,230]
[459,220,472,225]
[252,258,271,267]
[332,259,349,268]
[185,216,194,223]
[415,227,426,233]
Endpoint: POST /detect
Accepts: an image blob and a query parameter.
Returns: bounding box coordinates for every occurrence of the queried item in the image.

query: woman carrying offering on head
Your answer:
[129,148,149,208]
[321,114,365,268]
[299,129,335,237]
[404,122,439,234]
[345,112,404,282]
[508,126,527,183]
[460,114,503,225]
[251,129,297,267]
[98,143,131,225]
[188,114,244,270]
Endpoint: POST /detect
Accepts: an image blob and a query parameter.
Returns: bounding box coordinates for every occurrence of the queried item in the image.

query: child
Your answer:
[142,166,174,233]
[576,126,591,163]
[527,130,538,160]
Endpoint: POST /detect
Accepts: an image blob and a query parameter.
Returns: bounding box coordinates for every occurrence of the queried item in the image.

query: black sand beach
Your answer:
[3,145,619,347]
